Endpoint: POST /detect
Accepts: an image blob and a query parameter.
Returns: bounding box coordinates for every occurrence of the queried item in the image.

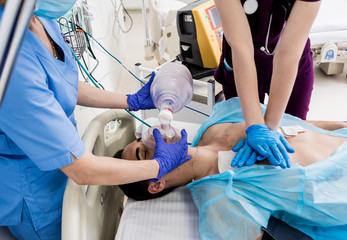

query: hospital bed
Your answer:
[61,106,202,239]
[62,110,136,240]
[309,0,347,76]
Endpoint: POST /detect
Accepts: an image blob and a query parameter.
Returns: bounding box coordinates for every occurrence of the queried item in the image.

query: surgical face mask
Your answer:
[34,0,77,19]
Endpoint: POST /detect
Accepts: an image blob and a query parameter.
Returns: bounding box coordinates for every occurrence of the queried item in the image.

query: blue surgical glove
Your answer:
[233,124,295,169]
[151,128,191,182]
[127,72,156,111]
[231,138,258,167]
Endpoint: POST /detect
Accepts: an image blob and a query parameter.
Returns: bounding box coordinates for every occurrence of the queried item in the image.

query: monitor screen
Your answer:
[208,7,221,29]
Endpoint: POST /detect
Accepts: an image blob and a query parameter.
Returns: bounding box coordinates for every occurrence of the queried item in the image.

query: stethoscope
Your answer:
[243,0,290,56]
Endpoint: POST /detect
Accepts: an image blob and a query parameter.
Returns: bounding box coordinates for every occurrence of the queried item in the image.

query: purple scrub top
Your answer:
[215,0,321,119]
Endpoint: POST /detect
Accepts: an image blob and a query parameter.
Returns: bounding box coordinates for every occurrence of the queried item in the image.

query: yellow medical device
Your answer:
[177,0,223,69]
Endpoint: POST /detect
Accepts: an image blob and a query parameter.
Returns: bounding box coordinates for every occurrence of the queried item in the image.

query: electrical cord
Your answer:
[111,0,133,35]
[70,41,151,128]
[81,55,105,89]
[84,31,146,84]
[67,22,210,130]
[81,31,211,117]
[77,62,88,82]
[71,48,102,88]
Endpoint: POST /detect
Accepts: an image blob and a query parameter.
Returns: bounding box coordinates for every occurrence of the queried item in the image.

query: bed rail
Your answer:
[62,110,136,240]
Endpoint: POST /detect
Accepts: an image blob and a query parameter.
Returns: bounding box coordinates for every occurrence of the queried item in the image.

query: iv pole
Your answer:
[141,0,154,60]
[0,0,36,107]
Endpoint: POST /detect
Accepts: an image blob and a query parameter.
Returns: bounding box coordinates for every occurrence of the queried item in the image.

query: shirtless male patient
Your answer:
[118,98,347,239]
[120,116,347,199]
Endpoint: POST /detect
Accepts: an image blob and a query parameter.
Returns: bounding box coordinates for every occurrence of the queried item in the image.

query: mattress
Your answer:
[309,30,347,46]
[309,0,347,45]
[115,186,200,240]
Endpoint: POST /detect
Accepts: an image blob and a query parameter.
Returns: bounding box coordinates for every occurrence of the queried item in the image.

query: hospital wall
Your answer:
[123,0,148,10]
[74,0,127,135]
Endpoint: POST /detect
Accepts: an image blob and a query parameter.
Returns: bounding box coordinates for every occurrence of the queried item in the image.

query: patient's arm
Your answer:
[306,120,347,131]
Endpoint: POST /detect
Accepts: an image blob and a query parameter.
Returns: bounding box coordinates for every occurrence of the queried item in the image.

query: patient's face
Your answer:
[122,138,155,160]
[122,138,194,189]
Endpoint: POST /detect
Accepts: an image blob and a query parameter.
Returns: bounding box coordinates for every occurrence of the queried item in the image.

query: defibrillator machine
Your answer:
[177,0,223,69]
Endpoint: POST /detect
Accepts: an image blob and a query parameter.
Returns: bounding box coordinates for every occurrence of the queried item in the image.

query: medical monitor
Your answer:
[177,0,223,69]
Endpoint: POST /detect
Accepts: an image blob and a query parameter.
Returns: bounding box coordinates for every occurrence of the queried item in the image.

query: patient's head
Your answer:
[121,137,155,161]
[116,138,180,201]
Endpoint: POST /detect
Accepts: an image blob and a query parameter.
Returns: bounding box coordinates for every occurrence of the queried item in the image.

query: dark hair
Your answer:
[114,149,176,201]
[119,180,176,201]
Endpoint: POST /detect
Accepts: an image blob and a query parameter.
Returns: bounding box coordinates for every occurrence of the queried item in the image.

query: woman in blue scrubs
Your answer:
[0,1,190,239]
[213,0,321,168]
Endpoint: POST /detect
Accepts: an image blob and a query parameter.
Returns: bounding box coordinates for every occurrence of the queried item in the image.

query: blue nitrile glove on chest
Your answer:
[232,124,295,169]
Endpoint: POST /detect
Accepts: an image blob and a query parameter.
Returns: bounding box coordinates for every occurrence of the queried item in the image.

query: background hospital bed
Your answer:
[62,110,136,240]
[309,0,347,76]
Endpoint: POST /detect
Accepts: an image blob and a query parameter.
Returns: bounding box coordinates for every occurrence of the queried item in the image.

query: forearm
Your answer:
[77,81,129,109]
[232,45,264,127]
[60,151,159,185]
[265,53,298,130]
[265,1,321,130]
[214,0,264,128]
[306,121,347,131]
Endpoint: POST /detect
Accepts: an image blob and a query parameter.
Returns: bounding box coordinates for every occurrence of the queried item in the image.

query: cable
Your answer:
[111,0,133,35]
[64,22,145,84]
[88,56,99,75]
[81,30,210,117]
[81,55,105,89]
[71,48,101,88]
[77,62,88,81]
[71,46,152,127]
[184,106,210,117]
[84,31,146,84]
[67,23,210,122]
[125,109,151,128]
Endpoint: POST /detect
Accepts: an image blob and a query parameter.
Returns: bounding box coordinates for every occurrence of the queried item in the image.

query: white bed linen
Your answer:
[310,0,347,34]
[309,0,347,45]
[115,186,200,240]
[309,30,347,46]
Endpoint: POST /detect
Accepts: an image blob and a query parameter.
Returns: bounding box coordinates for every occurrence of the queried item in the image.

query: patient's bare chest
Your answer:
[198,122,246,150]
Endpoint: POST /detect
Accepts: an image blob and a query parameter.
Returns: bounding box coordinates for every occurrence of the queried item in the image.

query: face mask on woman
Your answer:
[34,0,77,19]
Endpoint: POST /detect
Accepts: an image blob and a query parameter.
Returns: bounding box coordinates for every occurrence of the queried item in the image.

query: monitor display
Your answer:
[208,7,221,29]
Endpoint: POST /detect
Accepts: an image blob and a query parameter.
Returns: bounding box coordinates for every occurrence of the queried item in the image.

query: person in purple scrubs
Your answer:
[214,0,321,168]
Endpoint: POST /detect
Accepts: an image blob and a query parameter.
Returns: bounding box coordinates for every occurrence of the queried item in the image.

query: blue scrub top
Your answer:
[0,7,85,230]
